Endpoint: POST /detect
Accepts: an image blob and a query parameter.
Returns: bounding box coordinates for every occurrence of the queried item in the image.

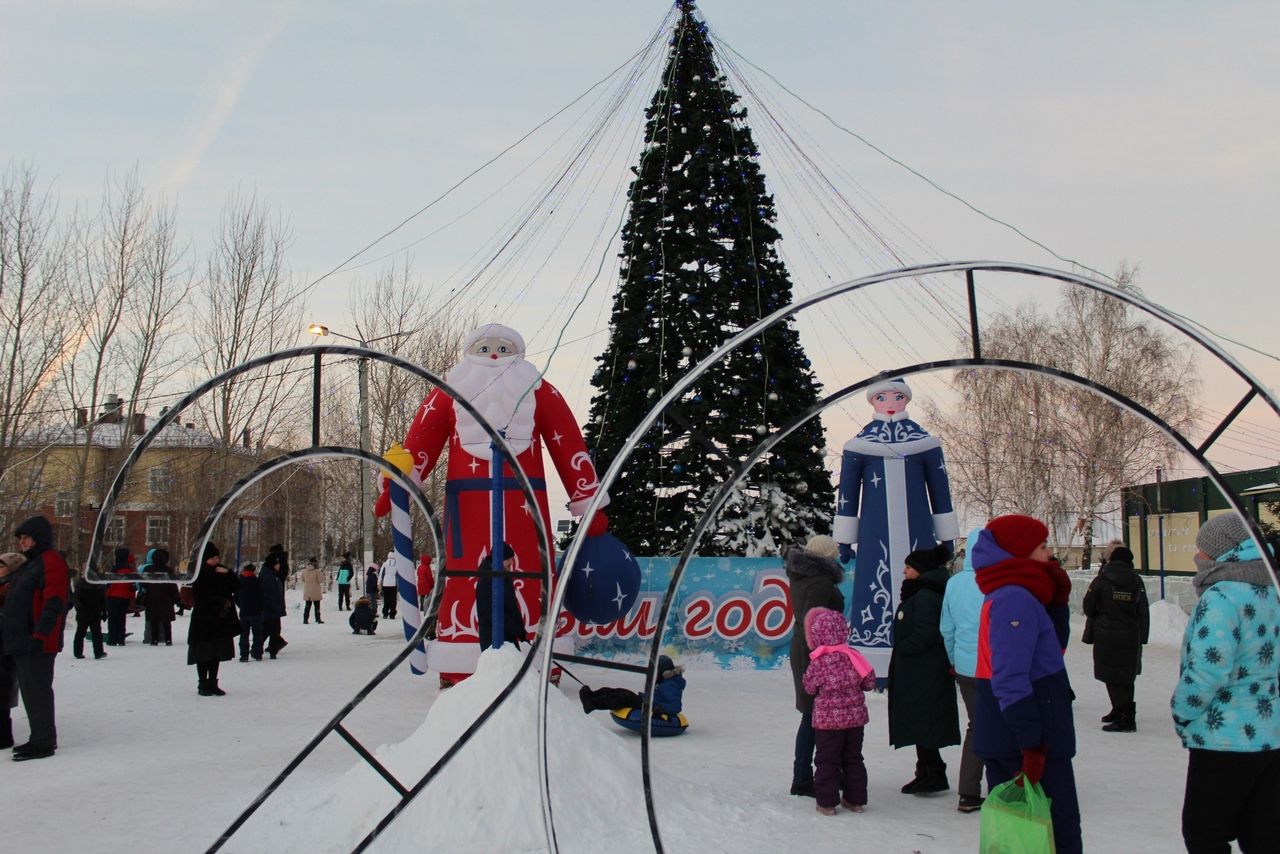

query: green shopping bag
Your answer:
[979,774,1056,854]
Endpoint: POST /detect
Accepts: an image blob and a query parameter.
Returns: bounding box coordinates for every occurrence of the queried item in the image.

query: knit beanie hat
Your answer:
[904,543,950,573]
[1109,546,1135,564]
[1196,514,1253,565]
[1193,513,1275,595]
[985,515,1049,559]
[805,534,839,560]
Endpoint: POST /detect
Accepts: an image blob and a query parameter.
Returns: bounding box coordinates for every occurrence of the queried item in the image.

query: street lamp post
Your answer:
[308,323,411,575]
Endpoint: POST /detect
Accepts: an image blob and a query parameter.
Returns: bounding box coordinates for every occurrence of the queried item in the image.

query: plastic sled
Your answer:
[610,706,689,737]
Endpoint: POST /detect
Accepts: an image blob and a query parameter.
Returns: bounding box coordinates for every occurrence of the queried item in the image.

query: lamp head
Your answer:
[307,324,329,337]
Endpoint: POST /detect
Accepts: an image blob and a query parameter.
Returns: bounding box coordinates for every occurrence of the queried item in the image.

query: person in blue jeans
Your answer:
[786,535,845,798]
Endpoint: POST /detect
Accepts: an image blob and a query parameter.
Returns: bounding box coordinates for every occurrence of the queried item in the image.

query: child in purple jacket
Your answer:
[802,607,877,815]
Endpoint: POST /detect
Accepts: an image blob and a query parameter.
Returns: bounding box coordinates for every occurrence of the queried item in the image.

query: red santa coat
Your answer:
[378,379,605,679]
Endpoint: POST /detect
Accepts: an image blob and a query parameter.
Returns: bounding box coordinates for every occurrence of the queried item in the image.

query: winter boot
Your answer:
[579,686,596,714]
[901,762,926,794]
[209,680,226,696]
[197,680,215,696]
[0,717,13,749]
[1103,702,1136,732]
[913,763,950,795]
[1100,707,1118,723]
[790,780,816,798]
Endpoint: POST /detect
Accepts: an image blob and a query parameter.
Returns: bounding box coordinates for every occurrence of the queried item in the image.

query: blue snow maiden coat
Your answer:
[940,530,984,678]
[1172,569,1280,752]
[833,412,959,678]
[971,533,1076,760]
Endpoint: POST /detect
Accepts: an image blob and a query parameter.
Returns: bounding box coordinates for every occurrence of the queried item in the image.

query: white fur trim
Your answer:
[865,377,912,402]
[842,435,941,458]
[932,512,960,541]
[833,515,858,544]
[425,639,482,674]
[462,323,525,355]
[568,491,609,517]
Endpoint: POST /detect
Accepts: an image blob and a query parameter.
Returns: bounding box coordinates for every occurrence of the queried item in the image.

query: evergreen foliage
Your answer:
[583,1,833,556]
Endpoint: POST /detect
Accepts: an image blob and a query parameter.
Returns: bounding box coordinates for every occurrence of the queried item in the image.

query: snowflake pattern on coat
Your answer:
[1171,580,1280,752]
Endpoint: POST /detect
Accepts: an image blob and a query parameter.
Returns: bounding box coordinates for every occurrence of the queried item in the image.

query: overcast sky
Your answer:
[4,1,1277,488]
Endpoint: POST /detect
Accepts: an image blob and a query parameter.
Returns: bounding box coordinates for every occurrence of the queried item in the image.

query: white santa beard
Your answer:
[446,354,542,457]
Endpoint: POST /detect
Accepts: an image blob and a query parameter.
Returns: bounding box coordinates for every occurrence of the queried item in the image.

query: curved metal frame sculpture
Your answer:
[545,261,1279,853]
[93,264,1276,853]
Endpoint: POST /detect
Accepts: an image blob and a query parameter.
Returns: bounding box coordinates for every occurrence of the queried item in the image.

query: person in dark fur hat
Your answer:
[3,515,70,760]
[1082,543,1149,732]
[186,544,239,696]
[785,535,845,798]
[889,543,960,796]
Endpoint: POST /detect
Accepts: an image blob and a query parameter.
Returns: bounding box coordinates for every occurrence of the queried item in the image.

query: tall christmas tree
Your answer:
[584,0,834,556]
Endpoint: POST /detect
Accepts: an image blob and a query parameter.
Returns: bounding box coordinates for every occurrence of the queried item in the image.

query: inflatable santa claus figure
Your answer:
[833,378,958,682]
[375,323,608,685]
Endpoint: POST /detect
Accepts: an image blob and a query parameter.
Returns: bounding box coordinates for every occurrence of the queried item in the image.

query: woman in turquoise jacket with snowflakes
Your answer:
[1172,514,1280,853]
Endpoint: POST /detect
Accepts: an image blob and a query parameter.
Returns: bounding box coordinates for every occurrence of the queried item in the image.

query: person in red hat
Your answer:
[971,514,1080,854]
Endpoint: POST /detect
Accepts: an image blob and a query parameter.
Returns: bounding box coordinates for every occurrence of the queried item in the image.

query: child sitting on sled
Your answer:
[579,654,686,718]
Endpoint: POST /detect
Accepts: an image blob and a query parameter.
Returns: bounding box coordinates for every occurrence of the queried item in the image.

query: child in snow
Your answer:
[802,607,876,816]
[349,596,378,635]
[580,655,686,719]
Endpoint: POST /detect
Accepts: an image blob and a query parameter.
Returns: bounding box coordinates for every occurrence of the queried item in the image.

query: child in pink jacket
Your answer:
[802,606,877,815]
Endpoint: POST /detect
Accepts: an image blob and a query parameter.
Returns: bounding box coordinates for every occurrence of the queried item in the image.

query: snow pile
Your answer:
[252,648,734,853]
[1147,599,1190,646]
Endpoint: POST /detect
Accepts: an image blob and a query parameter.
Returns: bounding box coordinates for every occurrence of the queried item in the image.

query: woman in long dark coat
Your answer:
[1082,544,1149,732]
[187,543,240,696]
[142,548,179,646]
[786,535,845,798]
[889,544,961,795]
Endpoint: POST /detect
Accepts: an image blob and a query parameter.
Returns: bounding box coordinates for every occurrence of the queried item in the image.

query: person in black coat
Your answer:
[785,535,845,798]
[349,596,378,635]
[889,544,961,795]
[142,549,179,646]
[474,543,525,651]
[1082,545,1149,732]
[235,564,265,661]
[259,552,288,659]
[187,543,240,696]
[72,568,107,659]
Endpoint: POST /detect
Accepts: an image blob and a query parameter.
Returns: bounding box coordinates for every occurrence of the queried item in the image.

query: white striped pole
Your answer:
[384,443,428,675]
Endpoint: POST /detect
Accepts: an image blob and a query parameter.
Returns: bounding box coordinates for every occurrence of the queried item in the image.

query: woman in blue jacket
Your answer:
[940,529,985,813]
[972,514,1079,854]
[1172,514,1280,853]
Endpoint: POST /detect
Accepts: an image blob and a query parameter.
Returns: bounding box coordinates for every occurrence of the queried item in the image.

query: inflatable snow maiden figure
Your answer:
[832,378,959,681]
[375,323,608,686]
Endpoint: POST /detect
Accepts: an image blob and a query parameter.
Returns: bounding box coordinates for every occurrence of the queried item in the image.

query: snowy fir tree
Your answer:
[584,1,834,557]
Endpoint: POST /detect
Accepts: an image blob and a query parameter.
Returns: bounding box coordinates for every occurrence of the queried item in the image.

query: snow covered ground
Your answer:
[6,594,1194,853]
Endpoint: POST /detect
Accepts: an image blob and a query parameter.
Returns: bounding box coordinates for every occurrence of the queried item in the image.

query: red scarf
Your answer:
[976,557,1070,607]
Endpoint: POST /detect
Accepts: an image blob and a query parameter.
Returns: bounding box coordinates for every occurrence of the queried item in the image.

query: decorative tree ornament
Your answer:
[627,360,637,370]
[756,425,767,435]
[681,346,693,357]
[768,392,779,401]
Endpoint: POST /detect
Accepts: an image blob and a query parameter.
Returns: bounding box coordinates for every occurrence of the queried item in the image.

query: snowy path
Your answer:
[5,591,1191,853]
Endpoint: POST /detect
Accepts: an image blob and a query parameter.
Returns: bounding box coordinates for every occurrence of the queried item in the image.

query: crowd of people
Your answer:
[2,505,1278,853]
[785,513,1280,854]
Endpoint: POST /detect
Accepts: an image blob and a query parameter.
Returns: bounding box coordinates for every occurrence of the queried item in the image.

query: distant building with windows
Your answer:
[4,394,316,570]
[1122,464,1279,574]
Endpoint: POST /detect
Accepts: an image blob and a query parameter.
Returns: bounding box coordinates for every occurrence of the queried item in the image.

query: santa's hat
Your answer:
[462,323,525,356]
[865,377,912,403]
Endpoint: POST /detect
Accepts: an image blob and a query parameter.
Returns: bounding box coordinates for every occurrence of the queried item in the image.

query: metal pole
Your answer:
[490,437,506,650]
[235,517,244,572]
[359,352,374,573]
[311,351,322,447]
[1156,466,1166,600]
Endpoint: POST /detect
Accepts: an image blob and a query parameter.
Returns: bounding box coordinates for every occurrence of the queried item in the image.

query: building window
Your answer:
[148,465,172,494]
[146,516,170,546]
[104,516,126,546]
[55,491,76,518]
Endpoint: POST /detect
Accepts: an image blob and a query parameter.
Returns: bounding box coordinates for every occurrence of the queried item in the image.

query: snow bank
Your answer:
[1148,599,1190,646]
[253,648,734,853]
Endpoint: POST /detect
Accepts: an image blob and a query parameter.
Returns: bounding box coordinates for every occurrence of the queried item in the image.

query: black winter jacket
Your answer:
[1082,559,1149,684]
[785,548,845,714]
[888,566,961,750]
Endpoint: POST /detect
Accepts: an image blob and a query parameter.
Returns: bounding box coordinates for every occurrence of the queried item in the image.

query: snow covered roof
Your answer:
[19,415,226,450]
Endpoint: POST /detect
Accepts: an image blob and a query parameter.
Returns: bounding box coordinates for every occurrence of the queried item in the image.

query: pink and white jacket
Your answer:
[802,607,877,731]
